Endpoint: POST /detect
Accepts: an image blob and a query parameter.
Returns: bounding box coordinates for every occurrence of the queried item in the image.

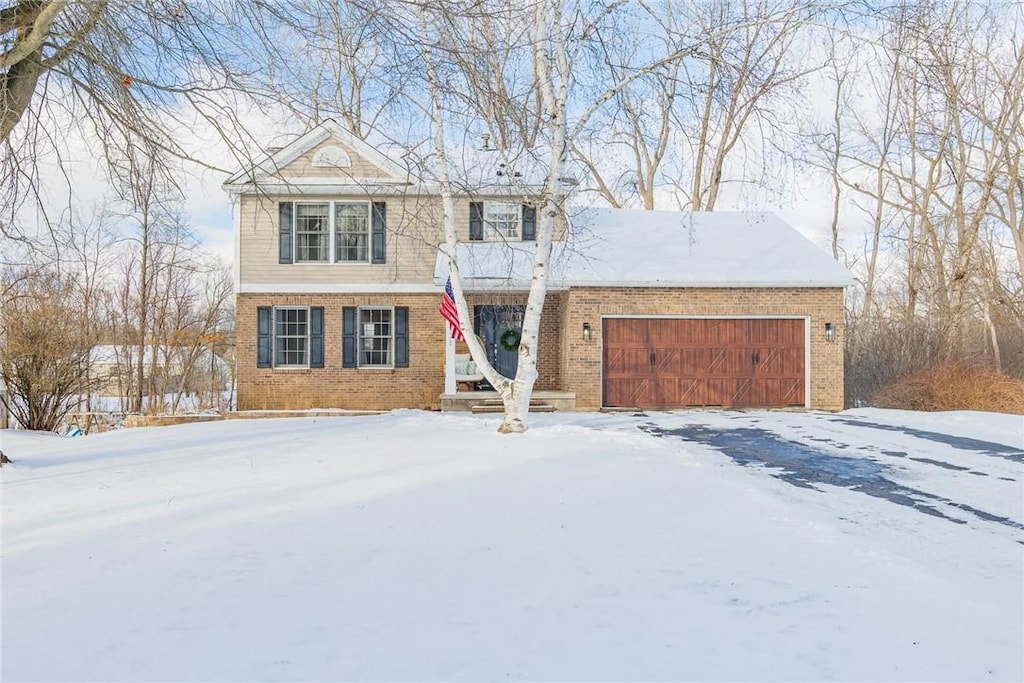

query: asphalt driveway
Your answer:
[640,411,1024,536]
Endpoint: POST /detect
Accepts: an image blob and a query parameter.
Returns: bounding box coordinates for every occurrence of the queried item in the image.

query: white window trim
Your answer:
[293,202,331,264]
[273,306,311,369]
[290,200,372,264]
[356,305,395,369]
[483,201,522,242]
[334,201,372,264]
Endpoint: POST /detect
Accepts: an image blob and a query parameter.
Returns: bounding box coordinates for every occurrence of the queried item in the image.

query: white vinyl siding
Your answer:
[238,195,565,287]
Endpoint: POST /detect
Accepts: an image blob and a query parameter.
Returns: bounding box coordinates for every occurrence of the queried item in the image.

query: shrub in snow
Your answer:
[873,362,1024,414]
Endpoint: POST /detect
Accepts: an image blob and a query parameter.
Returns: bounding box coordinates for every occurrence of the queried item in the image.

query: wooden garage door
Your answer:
[603,318,805,408]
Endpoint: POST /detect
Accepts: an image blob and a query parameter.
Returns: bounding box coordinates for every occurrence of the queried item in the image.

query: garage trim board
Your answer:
[601,315,810,409]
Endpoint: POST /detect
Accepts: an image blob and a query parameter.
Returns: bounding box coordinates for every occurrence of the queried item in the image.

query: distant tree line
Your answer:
[0,202,233,431]
[2,0,1021,425]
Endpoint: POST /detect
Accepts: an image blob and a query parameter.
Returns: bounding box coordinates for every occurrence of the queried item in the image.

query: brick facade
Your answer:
[560,287,845,411]
[237,293,445,411]
[237,288,844,412]
[236,292,566,410]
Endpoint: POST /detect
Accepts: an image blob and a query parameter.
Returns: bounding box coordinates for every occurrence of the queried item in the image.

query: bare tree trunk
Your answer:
[134,211,148,413]
[497,0,570,433]
[419,6,509,405]
[827,64,845,261]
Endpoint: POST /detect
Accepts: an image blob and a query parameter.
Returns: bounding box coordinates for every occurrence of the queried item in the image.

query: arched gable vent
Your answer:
[311,145,352,168]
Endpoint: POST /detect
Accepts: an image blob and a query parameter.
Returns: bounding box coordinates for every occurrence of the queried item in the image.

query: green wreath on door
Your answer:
[499,328,522,352]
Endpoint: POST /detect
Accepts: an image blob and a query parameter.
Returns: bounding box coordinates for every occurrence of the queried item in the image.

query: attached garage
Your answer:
[443,207,854,412]
[603,317,806,409]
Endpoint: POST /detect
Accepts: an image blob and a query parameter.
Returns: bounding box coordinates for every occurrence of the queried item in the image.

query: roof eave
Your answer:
[437,277,854,290]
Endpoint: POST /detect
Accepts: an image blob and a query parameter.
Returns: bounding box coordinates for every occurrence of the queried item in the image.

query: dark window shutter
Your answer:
[521,204,536,240]
[394,306,409,368]
[372,202,386,264]
[310,307,324,368]
[342,306,357,368]
[278,203,293,264]
[469,202,484,241]
[257,307,272,368]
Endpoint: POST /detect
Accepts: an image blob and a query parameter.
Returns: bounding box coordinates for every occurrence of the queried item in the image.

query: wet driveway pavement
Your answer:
[642,413,1024,536]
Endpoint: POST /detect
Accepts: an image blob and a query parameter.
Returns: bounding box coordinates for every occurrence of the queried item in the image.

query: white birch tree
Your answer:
[413,0,713,432]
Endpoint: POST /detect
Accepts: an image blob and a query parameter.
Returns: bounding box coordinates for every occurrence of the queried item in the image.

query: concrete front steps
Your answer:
[440,390,575,412]
[470,399,556,414]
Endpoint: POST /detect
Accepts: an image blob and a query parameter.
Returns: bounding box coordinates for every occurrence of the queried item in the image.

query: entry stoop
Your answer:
[470,399,556,414]
[440,390,575,412]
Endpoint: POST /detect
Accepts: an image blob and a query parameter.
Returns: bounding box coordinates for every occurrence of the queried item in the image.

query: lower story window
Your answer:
[275,307,308,367]
[359,307,393,367]
[342,306,408,369]
[257,306,324,369]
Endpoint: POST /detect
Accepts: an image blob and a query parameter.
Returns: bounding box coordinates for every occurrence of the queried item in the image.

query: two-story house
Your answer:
[224,120,853,413]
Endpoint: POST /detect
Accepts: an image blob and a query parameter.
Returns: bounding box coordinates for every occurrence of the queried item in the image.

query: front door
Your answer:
[474,305,524,379]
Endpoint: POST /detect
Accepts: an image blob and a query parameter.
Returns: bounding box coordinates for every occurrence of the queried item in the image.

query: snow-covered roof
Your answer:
[435,207,854,289]
[90,345,228,369]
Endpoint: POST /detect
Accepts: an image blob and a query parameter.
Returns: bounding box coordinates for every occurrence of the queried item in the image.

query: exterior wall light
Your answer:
[825,322,836,343]
[583,322,592,341]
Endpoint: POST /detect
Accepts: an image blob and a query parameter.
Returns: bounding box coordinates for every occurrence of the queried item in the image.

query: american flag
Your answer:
[439,276,465,341]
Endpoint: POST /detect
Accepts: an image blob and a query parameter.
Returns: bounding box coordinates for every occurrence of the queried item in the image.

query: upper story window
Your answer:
[295,203,330,262]
[484,202,521,240]
[469,201,536,242]
[336,203,370,262]
[279,201,385,265]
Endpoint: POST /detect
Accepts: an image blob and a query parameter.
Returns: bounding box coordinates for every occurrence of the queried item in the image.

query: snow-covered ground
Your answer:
[2,409,1021,682]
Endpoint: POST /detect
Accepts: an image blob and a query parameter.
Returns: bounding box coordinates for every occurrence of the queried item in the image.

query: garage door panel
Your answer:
[783,319,805,343]
[749,378,803,406]
[605,348,650,377]
[705,320,733,345]
[677,379,704,406]
[703,378,732,406]
[784,379,805,405]
[654,377,704,406]
[604,318,647,345]
[754,347,783,375]
[605,378,650,407]
[603,318,806,409]
[648,322,680,345]
[724,348,757,378]
[672,348,707,377]
[651,378,674,406]
[754,347,804,378]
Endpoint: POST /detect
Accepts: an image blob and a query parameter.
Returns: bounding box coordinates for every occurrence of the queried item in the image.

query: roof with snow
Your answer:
[435,207,854,289]
[90,345,229,370]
